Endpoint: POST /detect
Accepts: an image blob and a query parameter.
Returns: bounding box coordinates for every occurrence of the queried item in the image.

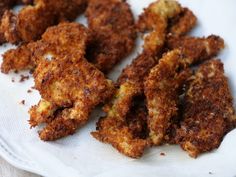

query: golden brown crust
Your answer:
[168,7,197,36]
[1,43,37,73]
[144,50,191,145]
[0,0,87,44]
[25,22,114,141]
[1,22,91,73]
[85,0,136,72]
[137,0,182,53]
[92,97,148,158]
[166,34,225,64]
[91,53,157,158]
[175,60,236,158]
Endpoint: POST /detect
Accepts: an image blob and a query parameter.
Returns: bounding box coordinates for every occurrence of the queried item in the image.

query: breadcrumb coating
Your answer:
[26,22,114,141]
[166,34,225,64]
[1,22,91,73]
[85,0,136,72]
[137,0,182,53]
[168,7,197,36]
[0,0,87,44]
[144,50,191,145]
[176,60,236,158]
[92,53,156,158]
[32,54,114,141]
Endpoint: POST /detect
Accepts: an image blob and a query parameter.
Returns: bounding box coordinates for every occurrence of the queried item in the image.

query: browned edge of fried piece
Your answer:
[175,59,236,158]
[168,7,197,36]
[1,22,91,74]
[144,49,191,145]
[85,0,136,72]
[0,0,88,44]
[166,34,225,64]
[137,0,182,54]
[91,53,157,158]
[92,95,149,158]
[1,43,36,73]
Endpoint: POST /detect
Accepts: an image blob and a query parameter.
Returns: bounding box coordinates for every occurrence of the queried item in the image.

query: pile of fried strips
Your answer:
[1,0,235,158]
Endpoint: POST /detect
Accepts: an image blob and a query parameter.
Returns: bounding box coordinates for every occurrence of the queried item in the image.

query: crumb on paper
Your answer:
[209,172,213,175]
[160,152,166,156]
[19,75,30,82]
[27,89,32,93]
[11,78,15,82]
[20,100,25,105]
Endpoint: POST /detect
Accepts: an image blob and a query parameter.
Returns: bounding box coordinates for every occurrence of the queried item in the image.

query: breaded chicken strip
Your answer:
[176,60,236,158]
[85,0,136,72]
[1,22,90,73]
[28,23,114,141]
[144,50,191,145]
[92,53,156,158]
[166,34,224,64]
[27,22,92,126]
[31,54,114,141]
[0,0,87,44]
[137,0,182,53]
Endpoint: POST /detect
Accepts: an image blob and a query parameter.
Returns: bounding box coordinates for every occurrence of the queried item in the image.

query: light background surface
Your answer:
[0,0,236,177]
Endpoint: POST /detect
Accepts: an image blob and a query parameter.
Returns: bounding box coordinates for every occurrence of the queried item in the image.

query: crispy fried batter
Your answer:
[92,96,148,158]
[92,53,156,158]
[91,0,185,157]
[85,0,136,72]
[166,34,225,64]
[137,0,182,53]
[31,54,114,141]
[176,60,236,158]
[0,0,17,43]
[26,22,114,141]
[0,0,87,44]
[1,22,90,73]
[168,7,197,36]
[144,50,191,145]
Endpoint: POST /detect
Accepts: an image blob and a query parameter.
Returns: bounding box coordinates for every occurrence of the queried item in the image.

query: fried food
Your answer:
[175,60,236,158]
[1,22,90,73]
[144,50,191,145]
[137,0,182,53]
[30,54,114,141]
[28,22,92,126]
[166,34,225,64]
[168,7,197,36]
[92,53,156,158]
[0,0,16,43]
[0,0,87,44]
[85,0,136,72]
[26,22,114,141]
[91,0,185,158]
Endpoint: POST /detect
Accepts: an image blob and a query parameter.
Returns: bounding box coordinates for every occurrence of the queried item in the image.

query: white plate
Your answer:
[0,0,236,177]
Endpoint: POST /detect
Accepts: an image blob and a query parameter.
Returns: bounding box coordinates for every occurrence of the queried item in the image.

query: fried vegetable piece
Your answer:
[144,50,191,145]
[168,7,197,36]
[166,34,225,64]
[85,0,136,72]
[176,60,236,158]
[137,0,182,53]
[1,22,90,73]
[0,0,87,44]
